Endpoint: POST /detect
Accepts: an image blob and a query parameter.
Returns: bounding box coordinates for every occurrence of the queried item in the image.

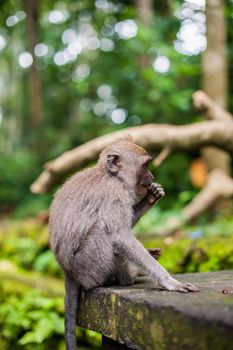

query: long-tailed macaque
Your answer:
[49,138,199,350]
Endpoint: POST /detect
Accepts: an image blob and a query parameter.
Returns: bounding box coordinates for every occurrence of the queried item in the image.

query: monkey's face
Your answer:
[108,151,153,199]
[135,155,154,199]
[104,141,154,199]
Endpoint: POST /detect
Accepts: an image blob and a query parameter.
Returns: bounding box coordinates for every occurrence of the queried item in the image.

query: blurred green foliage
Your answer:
[0,290,101,350]
[145,236,233,273]
[0,0,203,213]
[134,205,233,237]
[0,150,37,209]
[0,219,233,349]
[0,291,64,349]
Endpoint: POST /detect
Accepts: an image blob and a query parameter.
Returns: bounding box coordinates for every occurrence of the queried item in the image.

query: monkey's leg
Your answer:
[64,272,81,350]
[114,249,160,285]
[113,235,199,293]
[114,250,160,285]
[114,251,139,286]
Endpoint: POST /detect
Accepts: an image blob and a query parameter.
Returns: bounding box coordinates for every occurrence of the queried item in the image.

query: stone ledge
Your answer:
[77,270,233,350]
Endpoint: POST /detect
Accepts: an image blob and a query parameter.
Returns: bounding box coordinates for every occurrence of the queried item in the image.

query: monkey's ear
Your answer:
[107,154,121,174]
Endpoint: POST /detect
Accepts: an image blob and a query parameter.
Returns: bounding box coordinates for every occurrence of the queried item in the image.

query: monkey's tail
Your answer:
[64,272,81,350]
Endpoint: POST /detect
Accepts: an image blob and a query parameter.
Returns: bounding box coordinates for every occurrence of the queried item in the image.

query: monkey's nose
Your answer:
[145,177,154,187]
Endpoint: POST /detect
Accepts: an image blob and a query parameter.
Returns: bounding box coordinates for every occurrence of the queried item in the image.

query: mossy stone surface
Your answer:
[77,271,233,350]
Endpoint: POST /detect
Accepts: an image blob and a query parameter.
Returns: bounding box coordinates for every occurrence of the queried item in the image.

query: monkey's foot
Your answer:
[147,248,161,259]
[159,276,200,293]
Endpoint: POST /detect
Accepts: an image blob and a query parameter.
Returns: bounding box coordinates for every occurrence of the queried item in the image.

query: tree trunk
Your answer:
[22,0,43,132]
[134,0,153,24]
[203,0,228,108]
[134,0,153,70]
[201,0,230,174]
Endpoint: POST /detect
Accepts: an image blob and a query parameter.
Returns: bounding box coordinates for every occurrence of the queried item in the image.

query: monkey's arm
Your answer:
[132,183,165,226]
[113,234,199,293]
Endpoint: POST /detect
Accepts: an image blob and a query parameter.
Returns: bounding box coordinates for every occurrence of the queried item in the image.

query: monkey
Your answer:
[49,137,199,350]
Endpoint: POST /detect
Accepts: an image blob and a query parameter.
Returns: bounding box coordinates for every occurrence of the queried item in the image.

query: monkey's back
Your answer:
[49,168,103,260]
[49,166,132,284]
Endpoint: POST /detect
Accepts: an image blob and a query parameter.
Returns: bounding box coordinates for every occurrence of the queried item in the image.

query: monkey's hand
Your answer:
[147,183,165,205]
[158,275,200,293]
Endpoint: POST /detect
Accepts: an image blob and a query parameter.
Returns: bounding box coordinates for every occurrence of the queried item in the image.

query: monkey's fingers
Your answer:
[154,188,165,198]
[148,182,161,192]
[159,277,199,293]
[181,282,200,292]
[175,287,189,293]
[148,183,165,199]
[174,282,200,293]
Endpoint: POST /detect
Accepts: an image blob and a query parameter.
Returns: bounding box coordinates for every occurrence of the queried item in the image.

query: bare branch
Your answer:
[30,171,57,194]
[31,121,233,194]
[193,90,233,121]
[152,147,171,167]
[193,90,232,174]
[183,169,233,222]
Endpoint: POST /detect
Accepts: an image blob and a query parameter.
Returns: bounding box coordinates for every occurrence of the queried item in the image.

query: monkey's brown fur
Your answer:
[49,138,199,350]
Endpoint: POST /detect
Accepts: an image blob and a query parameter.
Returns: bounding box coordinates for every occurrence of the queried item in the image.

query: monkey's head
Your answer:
[98,137,154,200]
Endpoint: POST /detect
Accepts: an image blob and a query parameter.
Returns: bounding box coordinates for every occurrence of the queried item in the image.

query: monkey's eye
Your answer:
[142,161,149,169]
[141,156,152,169]
[142,160,149,168]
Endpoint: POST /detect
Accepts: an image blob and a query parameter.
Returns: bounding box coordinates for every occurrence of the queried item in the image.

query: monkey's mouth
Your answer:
[138,178,153,187]
[146,183,154,191]
[137,182,153,196]
[136,184,150,198]
[143,181,153,189]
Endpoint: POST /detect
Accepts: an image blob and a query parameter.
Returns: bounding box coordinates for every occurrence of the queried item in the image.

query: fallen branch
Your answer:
[193,90,232,175]
[154,169,233,237]
[192,90,233,121]
[31,121,233,193]
[152,147,172,167]
[183,169,233,221]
